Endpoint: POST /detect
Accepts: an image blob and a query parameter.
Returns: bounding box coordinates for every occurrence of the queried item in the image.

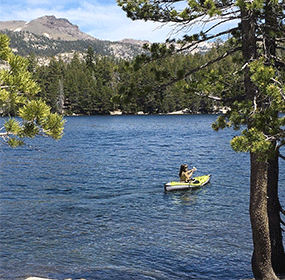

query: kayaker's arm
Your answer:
[187,167,197,178]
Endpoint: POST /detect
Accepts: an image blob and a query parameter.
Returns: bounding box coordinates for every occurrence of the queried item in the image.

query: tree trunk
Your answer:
[240,5,280,279]
[263,0,285,273]
[267,153,285,275]
[250,153,279,279]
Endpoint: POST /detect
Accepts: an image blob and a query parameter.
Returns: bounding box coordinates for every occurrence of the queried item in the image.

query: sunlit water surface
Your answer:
[1,115,285,280]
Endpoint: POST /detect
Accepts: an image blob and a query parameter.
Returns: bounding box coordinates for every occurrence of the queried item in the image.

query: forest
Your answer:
[2,36,284,117]
[16,41,240,116]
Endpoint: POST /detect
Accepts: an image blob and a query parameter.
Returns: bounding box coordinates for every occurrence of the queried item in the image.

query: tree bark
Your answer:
[250,153,279,279]
[263,0,285,274]
[240,6,279,279]
[267,153,285,275]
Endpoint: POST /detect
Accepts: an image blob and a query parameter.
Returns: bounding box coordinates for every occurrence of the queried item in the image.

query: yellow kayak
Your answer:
[164,174,211,192]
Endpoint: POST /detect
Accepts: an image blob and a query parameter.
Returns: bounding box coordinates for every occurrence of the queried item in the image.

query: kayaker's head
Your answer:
[179,164,188,177]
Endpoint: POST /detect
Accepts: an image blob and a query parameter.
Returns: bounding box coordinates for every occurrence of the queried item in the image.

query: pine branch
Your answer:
[157,46,242,90]
[177,27,239,53]
[279,153,285,161]
[194,91,222,101]
[281,206,285,232]
[203,16,239,34]
[0,131,12,137]
[281,206,285,216]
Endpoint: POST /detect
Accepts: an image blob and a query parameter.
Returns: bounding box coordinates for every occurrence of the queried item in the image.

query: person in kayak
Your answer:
[179,164,197,182]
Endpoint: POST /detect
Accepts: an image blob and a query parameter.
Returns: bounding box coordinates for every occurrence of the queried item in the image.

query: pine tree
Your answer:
[118,0,285,278]
[0,34,65,147]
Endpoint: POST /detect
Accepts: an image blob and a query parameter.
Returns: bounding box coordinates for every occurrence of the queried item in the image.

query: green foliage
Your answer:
[230,128,275,160]
[4,118,22,134]
[236,0,264,10]
[85,45,95,70]
[22,122,40,138]
[211,54,285,160]
[0,34,12,60]
[7,137,25,147]
[3,99,65,144]
[0,34,41,116]
[19,100,51,124]
[250,59,274,89]
[212,115,228,131]
[0,88,9,106]
[42,113,65,140]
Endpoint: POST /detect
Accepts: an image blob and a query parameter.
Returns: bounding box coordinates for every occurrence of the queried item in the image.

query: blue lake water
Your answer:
[1,115,285,280]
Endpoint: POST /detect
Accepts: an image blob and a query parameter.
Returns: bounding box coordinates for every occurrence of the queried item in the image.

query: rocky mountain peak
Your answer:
[0,15,97,41]
[35,15,78,31]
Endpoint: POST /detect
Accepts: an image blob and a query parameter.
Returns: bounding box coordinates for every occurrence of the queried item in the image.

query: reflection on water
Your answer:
[166,187,209,205]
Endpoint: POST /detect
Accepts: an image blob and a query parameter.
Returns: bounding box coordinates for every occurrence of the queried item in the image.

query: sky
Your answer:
[0,0,238,43]
[0,0,239,43]
[0,0,185,42]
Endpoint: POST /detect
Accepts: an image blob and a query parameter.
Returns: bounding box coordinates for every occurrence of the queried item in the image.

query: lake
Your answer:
[1,115,285,280]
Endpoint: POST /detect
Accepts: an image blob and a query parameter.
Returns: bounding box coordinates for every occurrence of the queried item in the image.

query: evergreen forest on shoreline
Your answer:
[5,42,231,117]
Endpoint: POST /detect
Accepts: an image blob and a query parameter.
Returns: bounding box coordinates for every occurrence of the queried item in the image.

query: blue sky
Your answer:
[0,0,177,42]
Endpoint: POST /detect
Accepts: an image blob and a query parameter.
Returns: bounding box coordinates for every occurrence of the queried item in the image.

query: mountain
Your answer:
[0,15,147,59]
[0,15,97,41]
